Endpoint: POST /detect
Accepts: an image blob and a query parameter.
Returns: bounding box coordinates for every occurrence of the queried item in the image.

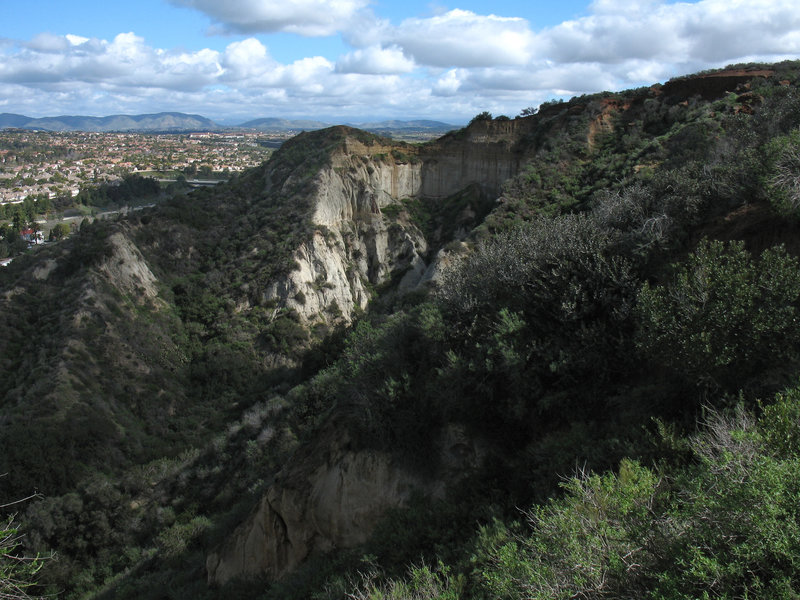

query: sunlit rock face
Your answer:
[261,121,530,325]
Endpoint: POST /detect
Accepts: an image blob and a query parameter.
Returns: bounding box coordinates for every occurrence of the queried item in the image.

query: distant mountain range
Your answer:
[238,117,331,131]
[0,112,459,133]
[353,119,456,130]
[0,112,217,132]
[242,117,457,133]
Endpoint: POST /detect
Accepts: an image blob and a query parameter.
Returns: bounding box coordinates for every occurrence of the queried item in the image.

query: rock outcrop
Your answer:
[420,118,535,200]
[206,424,485,585]
[261,122,534,325]
[98,231,161,303]
[261,143,428,325]
[206,446,422,584]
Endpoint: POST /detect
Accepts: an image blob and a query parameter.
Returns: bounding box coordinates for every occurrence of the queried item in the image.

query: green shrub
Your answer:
[470,390,800,600]
[477,459,660,600]
[765,129,800,216]
[653,406,800,599]
[345,562,462,600]
[637,240,800,394]
[436,215,638,432]
[468,112,493,126]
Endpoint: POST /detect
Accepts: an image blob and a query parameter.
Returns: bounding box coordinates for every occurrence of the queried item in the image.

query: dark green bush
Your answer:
[637,240,800,394]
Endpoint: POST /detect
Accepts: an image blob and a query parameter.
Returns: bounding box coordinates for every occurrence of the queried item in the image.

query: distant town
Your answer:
[0,129,284,205]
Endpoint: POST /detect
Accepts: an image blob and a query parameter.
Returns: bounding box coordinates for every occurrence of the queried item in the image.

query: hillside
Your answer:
[0,112,218,132]
[237,117,331,131]
[5,60,800,599]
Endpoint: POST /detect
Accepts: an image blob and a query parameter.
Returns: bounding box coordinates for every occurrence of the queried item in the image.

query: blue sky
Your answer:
[1,0,799,124]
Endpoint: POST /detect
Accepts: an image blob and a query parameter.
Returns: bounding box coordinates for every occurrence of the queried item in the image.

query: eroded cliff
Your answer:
[258,122,532,326]
[203,122,535,584]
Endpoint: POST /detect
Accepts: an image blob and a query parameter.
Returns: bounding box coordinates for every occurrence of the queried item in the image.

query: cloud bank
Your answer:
[2,0,800,122]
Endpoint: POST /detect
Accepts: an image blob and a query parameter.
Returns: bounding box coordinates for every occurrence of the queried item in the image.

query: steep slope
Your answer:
[8,60,800,600]
[0,221,188,499]
[134,123,527,335]
[205,422,485,584]
[0,116,522,502]
[199,60,800,589]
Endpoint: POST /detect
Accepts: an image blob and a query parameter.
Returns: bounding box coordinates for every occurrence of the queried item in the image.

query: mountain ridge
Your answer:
[0,111,218,132]
[0,112,459,133]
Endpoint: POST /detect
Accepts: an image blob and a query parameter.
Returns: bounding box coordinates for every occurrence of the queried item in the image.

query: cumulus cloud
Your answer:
[541,0,800,67]
[27,33,71,53]
[221,38,274,80]
[0,32,223,91]
[335,45,415,74]
[3,0,800,122]
[386,10,535,68]
[170,0,370,36]
[432,69,463,96]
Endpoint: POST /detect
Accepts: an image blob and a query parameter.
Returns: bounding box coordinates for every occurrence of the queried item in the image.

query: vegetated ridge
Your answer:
[5,60,800,599]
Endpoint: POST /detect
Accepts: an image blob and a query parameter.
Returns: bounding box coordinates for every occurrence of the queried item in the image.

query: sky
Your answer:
[1,0,800,125]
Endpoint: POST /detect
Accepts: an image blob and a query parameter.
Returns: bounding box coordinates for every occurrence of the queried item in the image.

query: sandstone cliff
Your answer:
[258,122,533,325]
[421,117,536,199]
[204,123,535,584]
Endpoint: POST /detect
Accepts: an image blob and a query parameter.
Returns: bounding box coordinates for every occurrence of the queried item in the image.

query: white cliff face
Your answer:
[99,231,161,303]
[312,148,423,226]
[259,121,533,325]
[420,118,535,200]
[262,148,428,325]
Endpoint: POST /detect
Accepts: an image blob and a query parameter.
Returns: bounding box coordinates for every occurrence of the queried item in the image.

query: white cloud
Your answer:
[542,14,681,65]
[336,46,415,74]
[66,34,90,46]
[386,10,535,68]
[0,32,223,92]
[432,69,463,96]
[222,38,274,80]
[4,0,800,123]
[541,0,800,67]
[27,33,70,53]
[170,0,370,36]
[272,56,334,90]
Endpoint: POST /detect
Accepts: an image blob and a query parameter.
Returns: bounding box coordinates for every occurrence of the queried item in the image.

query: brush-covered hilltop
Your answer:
[5,61,800,600]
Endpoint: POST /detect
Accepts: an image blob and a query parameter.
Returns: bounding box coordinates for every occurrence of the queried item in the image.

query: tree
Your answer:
[468,111,493,126]
[1,495,50,600]
[49,223,70,241]
[11,208,24,235]
[766,129,800,216]
[436,216,638,430]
